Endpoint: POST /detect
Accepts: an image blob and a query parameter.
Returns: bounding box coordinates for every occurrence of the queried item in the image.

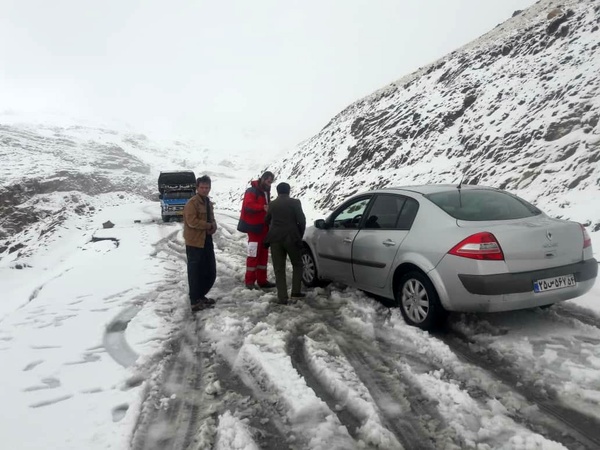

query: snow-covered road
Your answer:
[132,211,600,449]
[1,201,599,450]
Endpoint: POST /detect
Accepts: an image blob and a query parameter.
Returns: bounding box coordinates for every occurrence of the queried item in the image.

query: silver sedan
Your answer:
[301,184,597,330]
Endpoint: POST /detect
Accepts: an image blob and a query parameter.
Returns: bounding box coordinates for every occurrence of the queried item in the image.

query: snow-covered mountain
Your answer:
[0,116,264,263]
[273,0,600,235]
[3,0,599,263]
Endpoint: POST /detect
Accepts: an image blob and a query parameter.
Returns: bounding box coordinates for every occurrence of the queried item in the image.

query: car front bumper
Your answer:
[163,210,184,217]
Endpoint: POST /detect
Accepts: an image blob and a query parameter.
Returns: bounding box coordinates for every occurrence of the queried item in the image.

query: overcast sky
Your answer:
[1,0,536,153]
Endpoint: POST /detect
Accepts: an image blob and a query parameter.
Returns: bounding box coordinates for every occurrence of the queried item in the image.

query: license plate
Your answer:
[533,274,576,293]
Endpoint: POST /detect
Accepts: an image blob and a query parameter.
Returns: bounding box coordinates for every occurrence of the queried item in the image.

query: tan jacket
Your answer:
[183,194,216,248]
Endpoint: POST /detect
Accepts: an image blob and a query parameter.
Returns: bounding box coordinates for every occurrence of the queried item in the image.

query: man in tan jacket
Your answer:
[183,175,217,312]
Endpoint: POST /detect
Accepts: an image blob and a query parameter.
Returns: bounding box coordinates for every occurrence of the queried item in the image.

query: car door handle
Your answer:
[343,238,353,243]
[382,239,396,247]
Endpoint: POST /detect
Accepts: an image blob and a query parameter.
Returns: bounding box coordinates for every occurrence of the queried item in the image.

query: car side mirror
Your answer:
[314,219,326,229]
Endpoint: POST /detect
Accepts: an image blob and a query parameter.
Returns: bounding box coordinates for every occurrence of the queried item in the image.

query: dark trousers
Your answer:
[270,240,303,301]
[186,236,216,304]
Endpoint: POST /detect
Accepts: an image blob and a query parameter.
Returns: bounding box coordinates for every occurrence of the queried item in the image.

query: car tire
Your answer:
[395,271,446,330]
[301,247,328,287]
[162,215,169,222]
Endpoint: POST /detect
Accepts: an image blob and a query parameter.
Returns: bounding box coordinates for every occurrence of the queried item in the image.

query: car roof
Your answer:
[375,184,498,195]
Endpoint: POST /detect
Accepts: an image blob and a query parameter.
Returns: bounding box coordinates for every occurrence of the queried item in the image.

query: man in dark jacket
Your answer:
[183,175,217,312]
[264,182,307,304]
[237,171,276,289]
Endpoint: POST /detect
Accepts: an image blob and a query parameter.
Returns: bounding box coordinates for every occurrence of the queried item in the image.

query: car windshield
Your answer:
[426,189,542,221]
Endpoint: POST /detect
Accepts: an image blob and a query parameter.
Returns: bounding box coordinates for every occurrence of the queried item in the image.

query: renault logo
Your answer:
[546,230,553,241]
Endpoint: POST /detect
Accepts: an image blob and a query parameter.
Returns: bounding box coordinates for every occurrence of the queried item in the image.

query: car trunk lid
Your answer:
[456,216,584,272]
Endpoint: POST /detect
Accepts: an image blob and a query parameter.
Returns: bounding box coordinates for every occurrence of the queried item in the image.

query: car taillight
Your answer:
[580,224,592,248]
[448,232,505,260]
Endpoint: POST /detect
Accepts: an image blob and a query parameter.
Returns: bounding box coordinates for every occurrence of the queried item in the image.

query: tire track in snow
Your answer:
[320,297,600,450]
[295,299,444,449]
[287,333,364,440]
[130,305,292,447]
[130,223,286,449]
[132,319,217,450]
[548,303,600,330]
[435,327,600,450]
[130,329,186,450]
[103,304,142,367]
[103,228,183,368]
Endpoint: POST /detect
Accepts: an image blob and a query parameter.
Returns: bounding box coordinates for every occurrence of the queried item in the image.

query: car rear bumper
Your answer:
[458,259,597,295]
[458,279,596,312]
[431,258,597,312]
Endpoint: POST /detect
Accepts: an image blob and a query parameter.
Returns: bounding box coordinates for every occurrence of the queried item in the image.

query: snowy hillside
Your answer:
[0,115,263,263]
[273,0,600,235]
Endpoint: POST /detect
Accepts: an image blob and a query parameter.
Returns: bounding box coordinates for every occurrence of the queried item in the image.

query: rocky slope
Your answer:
[273,0,600,233]
[0,119,257,261]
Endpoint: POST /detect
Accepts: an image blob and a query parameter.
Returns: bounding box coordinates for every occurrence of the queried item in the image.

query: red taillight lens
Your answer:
[580,224,592,249]
[449,232,505,260]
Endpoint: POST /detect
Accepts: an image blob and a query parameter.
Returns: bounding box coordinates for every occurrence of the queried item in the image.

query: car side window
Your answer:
[364,195,406,229]
[396,197,419,230]
[331,197,371,229]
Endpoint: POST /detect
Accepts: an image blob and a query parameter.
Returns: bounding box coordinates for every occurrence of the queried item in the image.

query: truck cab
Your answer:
[158,171,196,222]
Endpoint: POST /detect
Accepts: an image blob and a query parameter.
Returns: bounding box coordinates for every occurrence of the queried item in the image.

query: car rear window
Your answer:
[426,189,542,221]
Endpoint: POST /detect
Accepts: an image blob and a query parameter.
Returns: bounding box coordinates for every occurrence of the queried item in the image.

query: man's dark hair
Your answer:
[276,182,290,195]
[197,175,211,186]
[260,171,275,181]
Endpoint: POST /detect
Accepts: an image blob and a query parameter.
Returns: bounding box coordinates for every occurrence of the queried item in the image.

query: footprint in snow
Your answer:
[112,404,129,422]
[29,395,73,408]
[23,359,44,371]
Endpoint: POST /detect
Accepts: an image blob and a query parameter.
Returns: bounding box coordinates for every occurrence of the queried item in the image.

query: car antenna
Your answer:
[457,173,465,208]
[457,173,465,190]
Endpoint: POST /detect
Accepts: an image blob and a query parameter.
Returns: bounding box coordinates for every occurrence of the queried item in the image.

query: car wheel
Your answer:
[301,247,328,287]
[395,271,446,330]
[162,215,169,222]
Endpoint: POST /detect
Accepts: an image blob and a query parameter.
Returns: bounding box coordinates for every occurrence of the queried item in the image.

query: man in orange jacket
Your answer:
[237,171,276,289]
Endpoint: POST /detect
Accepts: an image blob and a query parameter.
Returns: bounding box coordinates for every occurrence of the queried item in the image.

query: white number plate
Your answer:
[533,274,576,293]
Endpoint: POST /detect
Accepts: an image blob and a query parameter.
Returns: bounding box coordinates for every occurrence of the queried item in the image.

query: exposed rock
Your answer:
[547,12,569,34]
[102,220,115,229]
[91,236,119,247]
[547,8,563,20]
[544,119,580,141]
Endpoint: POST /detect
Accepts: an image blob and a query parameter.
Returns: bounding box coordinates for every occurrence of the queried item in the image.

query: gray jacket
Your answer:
[264,194,306,245]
